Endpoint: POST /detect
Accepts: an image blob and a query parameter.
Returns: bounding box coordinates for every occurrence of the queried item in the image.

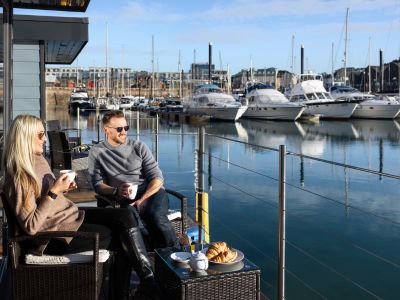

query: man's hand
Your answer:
[128,178,163,207]
[119,183,132,198]
[131,198,145,207]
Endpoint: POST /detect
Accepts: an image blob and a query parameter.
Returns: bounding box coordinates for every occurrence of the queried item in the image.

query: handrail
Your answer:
[204,133,400,181]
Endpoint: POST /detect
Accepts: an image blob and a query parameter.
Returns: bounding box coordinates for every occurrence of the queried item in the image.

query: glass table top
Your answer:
[155,246,260,281]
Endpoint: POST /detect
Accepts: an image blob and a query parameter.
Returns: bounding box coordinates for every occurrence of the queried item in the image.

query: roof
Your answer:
[0,14,88,64]
[1,0,90,12]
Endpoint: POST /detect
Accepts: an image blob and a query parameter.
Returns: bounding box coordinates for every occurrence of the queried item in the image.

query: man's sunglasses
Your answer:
[107,126,130,133]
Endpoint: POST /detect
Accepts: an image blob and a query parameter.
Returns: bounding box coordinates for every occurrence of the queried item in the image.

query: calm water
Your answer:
[49,109,400,300]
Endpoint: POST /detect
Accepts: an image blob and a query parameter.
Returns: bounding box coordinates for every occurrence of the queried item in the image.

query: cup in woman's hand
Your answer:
[126,183,138,200]
[60,169,76,184]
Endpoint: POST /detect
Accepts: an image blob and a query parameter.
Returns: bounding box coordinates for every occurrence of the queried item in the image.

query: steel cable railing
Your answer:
[191,148,400,299]
[201,149,400,227]
[198,173,394,300]
[191,193,330,299]
[206,133,400,181]
[206,170,400,271]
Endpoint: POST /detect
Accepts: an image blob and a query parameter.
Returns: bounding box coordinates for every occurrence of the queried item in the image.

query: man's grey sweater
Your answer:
[88,138,163,196]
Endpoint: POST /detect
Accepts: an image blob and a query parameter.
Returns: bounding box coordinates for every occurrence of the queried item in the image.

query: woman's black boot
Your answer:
[121,227,154,280]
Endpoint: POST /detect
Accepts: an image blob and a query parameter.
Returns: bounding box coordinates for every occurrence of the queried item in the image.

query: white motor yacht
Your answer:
[119,96,136,110]
[288,73,358,118]
[330,86,400,119]
[243,83,304,121]
[183,84,247,121]
[69,87,92,112]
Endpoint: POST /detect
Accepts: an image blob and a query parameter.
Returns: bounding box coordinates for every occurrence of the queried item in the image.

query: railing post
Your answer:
[155,113,159,161]
[278,145,286,300]
[77,107,80,141]
[136,110,140,140]
[97,114,101,143]
[196,127,205,244]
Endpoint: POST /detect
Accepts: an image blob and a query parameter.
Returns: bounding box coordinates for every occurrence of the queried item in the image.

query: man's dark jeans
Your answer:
[122,188,179,249]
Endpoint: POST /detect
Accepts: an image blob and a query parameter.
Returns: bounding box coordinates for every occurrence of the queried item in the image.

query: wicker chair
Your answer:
[96,188,188,236]
[47,130,82,170]
[1,192,112,300]
[46,120,81,148]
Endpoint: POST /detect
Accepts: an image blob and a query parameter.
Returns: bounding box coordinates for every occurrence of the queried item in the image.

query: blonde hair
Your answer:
[2,115,43,208]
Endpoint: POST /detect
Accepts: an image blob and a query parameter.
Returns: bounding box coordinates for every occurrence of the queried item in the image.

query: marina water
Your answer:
[49,108,400,300]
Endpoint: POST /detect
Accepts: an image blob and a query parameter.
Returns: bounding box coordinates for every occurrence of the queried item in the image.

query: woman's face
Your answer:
[34,122,46,154]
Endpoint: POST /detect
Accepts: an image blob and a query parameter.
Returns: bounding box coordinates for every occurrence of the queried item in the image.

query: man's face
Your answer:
[104,117,129,146]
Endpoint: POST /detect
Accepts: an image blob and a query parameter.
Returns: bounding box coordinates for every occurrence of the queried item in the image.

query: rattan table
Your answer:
[155,247,260,300]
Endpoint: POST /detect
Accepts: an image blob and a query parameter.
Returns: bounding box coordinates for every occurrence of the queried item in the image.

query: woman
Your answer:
[2,115,159,300]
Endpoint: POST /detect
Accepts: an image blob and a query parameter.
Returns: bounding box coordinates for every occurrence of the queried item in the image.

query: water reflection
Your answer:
[349,119,400,141]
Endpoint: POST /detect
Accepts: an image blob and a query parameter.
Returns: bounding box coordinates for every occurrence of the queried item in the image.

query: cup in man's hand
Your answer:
[60,169,76,184]
[126,183,138,200]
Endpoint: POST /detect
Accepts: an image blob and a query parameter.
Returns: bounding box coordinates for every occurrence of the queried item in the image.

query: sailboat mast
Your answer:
[250,55,253,82]
[343,8,349,85]
[331,42,335,86]
[178,49,181,97]
[106,22,109,95]
[291,34,295,74]
[368,37,371,93]
[151,35,154,99]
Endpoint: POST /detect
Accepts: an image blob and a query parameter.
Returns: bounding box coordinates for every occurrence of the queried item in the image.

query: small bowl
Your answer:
[170,252,191,264]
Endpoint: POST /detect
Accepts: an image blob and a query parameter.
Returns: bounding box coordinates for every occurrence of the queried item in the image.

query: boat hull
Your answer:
[69,101,92,111]
[352,103,400,119]
[303,101,358,119]
[186,106,247,121]
[243,105,304,121]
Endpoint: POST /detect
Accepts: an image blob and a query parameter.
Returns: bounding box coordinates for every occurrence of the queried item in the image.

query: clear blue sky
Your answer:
[16,0,400,74]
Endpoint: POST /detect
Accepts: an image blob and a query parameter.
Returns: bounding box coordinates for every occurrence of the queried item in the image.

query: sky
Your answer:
[16,0,400,75]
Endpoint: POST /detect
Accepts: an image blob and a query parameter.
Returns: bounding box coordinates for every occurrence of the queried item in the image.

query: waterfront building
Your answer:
[232,67,281,90]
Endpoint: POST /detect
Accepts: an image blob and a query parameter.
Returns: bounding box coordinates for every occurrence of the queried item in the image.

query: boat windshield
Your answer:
[246,83,274,94]
[330,86,358,93]
[194,84,223,94]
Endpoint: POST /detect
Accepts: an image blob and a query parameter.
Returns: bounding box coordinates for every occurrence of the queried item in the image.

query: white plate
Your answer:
[201,248,244,265]
[170,252,191,264]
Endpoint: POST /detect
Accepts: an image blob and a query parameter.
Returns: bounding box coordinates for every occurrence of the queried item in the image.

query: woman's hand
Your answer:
[50,173,72,194]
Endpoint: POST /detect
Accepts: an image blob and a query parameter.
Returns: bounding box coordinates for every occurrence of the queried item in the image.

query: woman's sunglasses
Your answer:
[37,132,46,140]
[107,126,130,133]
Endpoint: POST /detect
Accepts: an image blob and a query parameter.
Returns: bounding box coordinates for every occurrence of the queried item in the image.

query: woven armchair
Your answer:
[96,188,188,235]
[1,193,112,300]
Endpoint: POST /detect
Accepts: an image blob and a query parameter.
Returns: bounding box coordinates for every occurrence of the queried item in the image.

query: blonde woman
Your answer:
[2,115,160,300]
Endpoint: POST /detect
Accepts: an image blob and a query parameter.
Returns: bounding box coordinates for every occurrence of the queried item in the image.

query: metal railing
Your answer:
[63,109,400,300]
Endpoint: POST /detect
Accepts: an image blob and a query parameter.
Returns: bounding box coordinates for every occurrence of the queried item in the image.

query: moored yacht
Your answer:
[330,86,400,119]
[288,73,358,118]
[183,84,247,121]
[68,87,92,112]
[243,82,304,121]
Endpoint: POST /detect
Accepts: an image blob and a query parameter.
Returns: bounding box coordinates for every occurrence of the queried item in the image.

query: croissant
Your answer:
[206,242,227,260]
[206,242,238,263]
[206,245,220,259]
[213,252,226,263]
[223,250,238,262]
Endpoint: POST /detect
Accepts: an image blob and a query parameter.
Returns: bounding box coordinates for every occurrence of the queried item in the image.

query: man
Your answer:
[88,110,179,249]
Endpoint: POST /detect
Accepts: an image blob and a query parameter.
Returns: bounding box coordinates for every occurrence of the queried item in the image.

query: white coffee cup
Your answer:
[60,169,76,183]
[126,183,138,200]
